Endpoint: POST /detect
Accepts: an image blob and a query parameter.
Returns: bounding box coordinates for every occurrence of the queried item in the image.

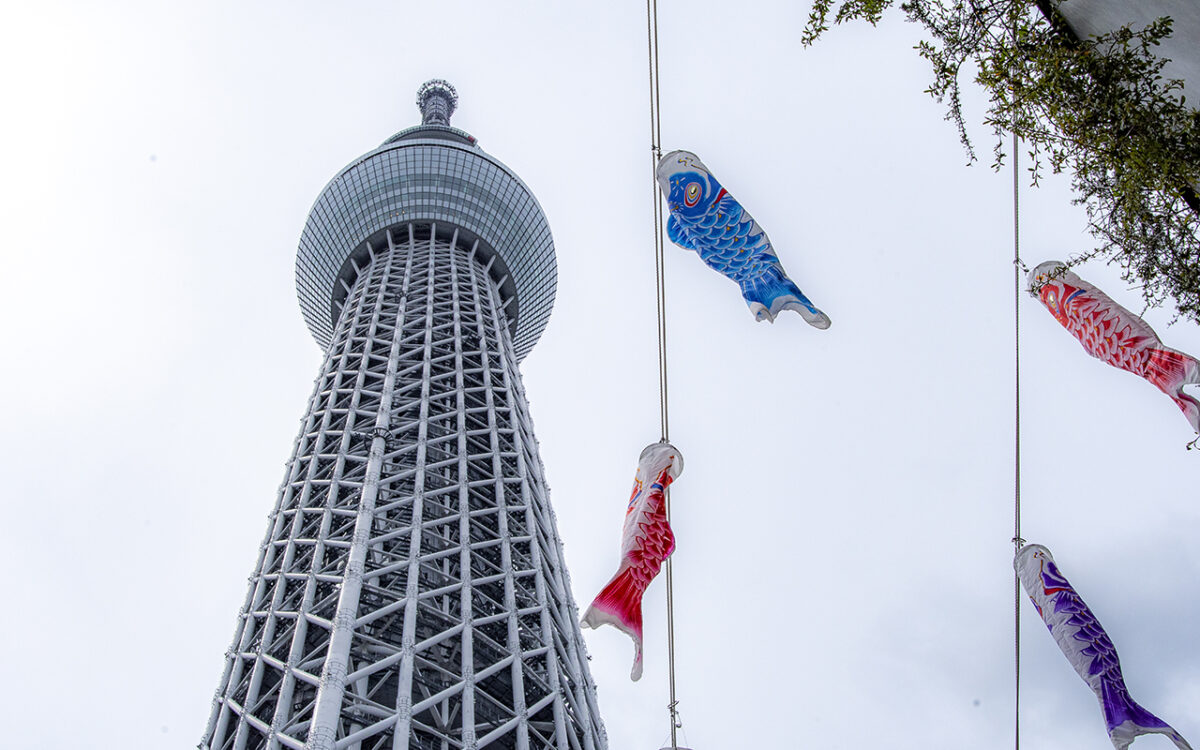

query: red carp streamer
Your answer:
[581,442,683,680]
[1030,262,1200,436]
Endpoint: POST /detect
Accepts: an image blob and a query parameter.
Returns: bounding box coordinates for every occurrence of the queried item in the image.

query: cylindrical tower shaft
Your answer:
[203,223,604,749]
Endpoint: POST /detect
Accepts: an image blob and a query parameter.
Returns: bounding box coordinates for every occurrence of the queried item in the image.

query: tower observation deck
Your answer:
[295,79,556,361]
[203,80,607,750]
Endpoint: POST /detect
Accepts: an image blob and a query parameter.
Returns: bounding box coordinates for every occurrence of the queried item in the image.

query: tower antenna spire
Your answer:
[416,79,458,125]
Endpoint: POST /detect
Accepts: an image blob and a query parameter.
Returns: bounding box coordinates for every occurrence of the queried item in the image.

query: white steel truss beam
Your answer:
[203,223,606,750]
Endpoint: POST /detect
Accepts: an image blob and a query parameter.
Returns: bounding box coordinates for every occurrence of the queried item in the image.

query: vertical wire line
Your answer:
[1010,4,1024,750]
[645,0,678,747]
[1012,130,1023,750]
[649,0,669,443]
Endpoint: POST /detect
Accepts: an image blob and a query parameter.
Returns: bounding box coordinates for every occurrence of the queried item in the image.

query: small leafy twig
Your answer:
[802,0,1200,323]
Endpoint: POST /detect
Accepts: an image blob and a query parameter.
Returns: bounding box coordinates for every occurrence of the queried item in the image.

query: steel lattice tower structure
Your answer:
[203,80,606,750]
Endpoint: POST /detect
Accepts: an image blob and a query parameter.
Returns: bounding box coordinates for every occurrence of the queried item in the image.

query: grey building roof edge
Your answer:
[1036,0,1199,103]
[1033,0,1200,213]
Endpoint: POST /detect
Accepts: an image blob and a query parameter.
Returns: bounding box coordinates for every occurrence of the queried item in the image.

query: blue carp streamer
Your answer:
[655,150,830,328]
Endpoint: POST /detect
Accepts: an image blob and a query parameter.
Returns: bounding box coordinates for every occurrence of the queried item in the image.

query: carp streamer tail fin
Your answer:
[580,567,645,680]
[1109,722,1194,750]
[1146,347,1200,433]
[741,264,830,328]
[1102,678,1192,750]
[1174,392,1200,435]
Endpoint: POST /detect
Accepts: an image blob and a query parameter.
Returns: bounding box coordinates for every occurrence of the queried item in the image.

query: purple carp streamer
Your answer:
[1016,543,1192,750]
[655,150,830,327]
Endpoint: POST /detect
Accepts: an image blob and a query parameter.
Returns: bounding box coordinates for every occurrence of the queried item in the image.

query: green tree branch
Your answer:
[804,0,1200,322]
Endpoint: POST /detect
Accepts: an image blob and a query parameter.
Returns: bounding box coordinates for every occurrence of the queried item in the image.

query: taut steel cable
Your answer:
[1010,4,1025,749]
[645,0,680,748]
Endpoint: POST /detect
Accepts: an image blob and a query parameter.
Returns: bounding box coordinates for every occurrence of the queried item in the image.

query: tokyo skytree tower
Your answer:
[202,80,607,750]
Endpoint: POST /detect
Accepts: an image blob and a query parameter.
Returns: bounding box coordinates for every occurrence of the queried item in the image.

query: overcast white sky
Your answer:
[2,2,1197,749]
